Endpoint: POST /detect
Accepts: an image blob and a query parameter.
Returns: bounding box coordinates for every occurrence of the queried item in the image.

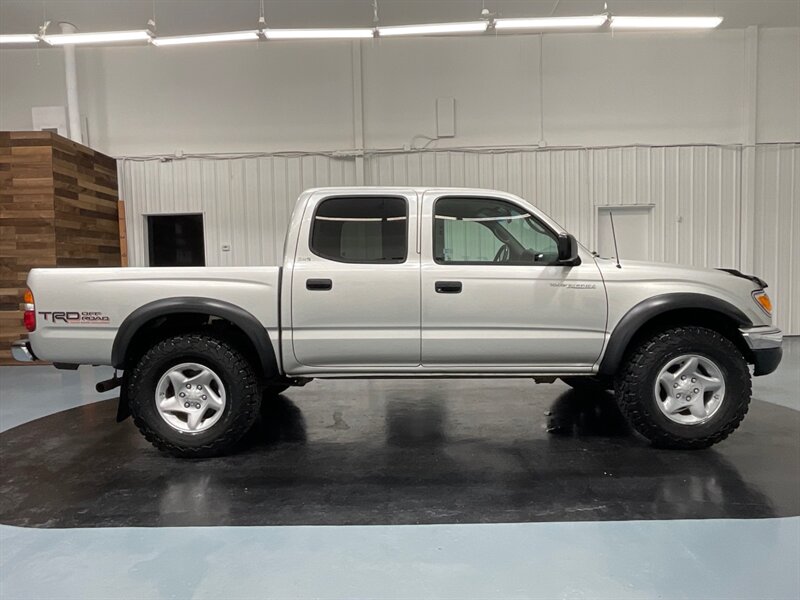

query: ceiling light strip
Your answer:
[610,16,723,30]
[7,14,726,50]
[0,34,40,44]
[152,31,260,46]
[43,30,152,45]
[377,21,488,37]
[494,15,608,30]
[265,28,374,40]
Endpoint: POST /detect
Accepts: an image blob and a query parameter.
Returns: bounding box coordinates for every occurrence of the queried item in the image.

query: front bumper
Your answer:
[11,339,36,362]
[740,326,783,376]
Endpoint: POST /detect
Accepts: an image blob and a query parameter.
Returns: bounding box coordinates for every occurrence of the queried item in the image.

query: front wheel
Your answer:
[128,333,262,457]
[614,326,751,449]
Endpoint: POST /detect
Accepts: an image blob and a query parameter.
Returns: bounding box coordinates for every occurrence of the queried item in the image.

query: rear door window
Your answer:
[310,197,408,263]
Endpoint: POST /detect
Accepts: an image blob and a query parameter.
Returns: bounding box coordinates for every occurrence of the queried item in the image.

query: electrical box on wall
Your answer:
[436,97,456,138]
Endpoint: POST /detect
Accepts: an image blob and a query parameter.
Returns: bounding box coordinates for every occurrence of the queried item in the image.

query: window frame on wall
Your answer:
[309,195,409,265]
[145,212,206,267]
[432,196,560,266]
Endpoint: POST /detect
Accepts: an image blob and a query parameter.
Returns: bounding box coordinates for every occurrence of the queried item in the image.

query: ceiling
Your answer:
[1,0,798,36]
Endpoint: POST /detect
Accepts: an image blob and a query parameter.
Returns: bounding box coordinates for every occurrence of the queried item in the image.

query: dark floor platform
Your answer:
[1,379,798,528]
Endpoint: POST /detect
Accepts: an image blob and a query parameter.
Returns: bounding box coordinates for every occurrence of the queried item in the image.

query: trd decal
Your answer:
[38,311,110,324]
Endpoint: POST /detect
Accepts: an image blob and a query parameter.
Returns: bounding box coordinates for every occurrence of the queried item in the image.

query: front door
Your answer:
[290,191,420,367]
[420,192,607,370]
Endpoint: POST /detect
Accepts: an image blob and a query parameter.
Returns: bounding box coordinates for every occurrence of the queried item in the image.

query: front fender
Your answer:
[597,293,752,376]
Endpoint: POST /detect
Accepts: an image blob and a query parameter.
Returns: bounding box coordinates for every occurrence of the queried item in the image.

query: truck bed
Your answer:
[27,267,281,365]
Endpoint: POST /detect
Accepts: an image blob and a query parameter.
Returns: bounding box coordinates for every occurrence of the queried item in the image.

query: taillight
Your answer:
[23,289,35,332]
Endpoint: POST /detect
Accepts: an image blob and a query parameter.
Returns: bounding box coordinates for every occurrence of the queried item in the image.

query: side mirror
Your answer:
[557,233,581,266]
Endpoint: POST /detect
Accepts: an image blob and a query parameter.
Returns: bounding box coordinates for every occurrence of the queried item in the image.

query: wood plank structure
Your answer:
[0,131,121,364]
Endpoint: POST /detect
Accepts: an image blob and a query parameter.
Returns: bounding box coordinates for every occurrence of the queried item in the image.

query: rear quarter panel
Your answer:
[27,267,280,365]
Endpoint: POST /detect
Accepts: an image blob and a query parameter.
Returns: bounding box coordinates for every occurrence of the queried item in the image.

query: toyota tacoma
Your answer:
[12,187,783,456]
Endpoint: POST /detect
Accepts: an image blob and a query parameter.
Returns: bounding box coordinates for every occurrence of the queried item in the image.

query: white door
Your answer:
[597,206,653,261]
[290,192,420,367]
[421,192,607,369]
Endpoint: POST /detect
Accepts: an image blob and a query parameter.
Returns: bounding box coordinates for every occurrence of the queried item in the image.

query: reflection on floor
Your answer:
[0,337,798,599]
[1,390,797,527]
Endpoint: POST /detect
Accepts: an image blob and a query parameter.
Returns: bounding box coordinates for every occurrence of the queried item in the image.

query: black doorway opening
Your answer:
[147,214,206,267]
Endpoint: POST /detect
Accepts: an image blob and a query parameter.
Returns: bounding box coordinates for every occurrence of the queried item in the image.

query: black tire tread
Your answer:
[615,326,751,449]
[128,333,261,458]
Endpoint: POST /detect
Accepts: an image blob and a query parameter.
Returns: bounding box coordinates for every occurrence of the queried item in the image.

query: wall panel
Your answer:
[752,144,799,334]
[118,156,357,268]
[119,143,798,333]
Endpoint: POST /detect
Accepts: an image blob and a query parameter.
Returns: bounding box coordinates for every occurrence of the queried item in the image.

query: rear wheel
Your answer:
[128,333,262,457]
[614,326,751,449]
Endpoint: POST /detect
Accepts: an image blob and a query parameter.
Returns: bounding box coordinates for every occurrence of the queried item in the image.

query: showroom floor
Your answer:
[0,340,798,599]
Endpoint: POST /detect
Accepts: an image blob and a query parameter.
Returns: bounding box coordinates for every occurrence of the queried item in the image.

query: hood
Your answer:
[594,257,768,296]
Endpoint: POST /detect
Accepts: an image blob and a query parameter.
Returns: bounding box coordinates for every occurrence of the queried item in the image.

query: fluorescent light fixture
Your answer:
[43,29,151,45]
[378,21,488,37]
[265,28,374,40]
[0,34,40,44]
[152,30,259,46]
[610,16,723,30]
[494,15,608,30]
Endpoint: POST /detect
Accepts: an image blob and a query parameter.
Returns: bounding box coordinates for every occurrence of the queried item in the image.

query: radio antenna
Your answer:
[609,211,622,269]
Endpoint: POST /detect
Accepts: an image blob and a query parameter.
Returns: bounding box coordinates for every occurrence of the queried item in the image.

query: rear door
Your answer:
[290,190,420,367]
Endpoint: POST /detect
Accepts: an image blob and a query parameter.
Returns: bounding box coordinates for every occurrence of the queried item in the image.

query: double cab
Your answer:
[13,187,782,456]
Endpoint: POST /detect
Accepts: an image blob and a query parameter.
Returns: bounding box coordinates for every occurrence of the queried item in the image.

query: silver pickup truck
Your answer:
[13,187,783,457]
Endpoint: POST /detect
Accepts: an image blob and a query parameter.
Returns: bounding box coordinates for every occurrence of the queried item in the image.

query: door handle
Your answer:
[435,281,462,294]
[306,278,332,291]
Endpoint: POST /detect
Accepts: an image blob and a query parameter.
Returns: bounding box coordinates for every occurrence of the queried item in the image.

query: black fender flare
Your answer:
[597,293,752,376]
[111,297,279,378]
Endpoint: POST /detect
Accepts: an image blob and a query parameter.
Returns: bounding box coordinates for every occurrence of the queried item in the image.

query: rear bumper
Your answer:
[11,339,37,362]
[740,326,783,376]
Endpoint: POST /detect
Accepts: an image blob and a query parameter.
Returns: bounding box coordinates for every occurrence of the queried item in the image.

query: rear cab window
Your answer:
[310,196,408,264]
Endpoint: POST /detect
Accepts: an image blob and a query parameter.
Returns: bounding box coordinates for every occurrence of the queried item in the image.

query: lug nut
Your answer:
[184,402,190,408]
[676,393,681,398]
[202,395,207,400]
[195,403,201,409]
[673,383,678,388]
[186,384,191,389]
[179,392,186,398]
[691,378,696,383]
[681,376,686,380]
[694,388,699,393]
[197,385,202,390]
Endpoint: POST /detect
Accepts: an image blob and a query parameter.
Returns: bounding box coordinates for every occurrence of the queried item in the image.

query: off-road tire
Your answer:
[128,333,261,458]
[614,326,751,449]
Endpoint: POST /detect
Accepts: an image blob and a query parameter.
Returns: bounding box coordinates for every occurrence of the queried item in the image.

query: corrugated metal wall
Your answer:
[118,155,357,267]
[751,144,799,334]
[118,143,798,333]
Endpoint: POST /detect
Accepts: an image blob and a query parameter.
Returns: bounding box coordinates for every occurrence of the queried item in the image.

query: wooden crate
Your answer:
[0,131,120,364]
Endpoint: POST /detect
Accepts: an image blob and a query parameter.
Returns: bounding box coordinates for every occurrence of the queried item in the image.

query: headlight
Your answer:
[752,290,772,316]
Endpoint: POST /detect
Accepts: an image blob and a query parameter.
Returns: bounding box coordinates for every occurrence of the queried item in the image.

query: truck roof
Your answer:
[301,186,519,196]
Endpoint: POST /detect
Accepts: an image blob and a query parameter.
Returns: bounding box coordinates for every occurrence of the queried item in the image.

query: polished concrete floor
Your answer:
[1,387,798,528]
[1,339,799,599]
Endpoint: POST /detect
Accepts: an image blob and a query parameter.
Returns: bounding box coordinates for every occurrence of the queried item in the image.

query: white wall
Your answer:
[2,27,799,332]
[118,143,800,334]
[2,28,798,154]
